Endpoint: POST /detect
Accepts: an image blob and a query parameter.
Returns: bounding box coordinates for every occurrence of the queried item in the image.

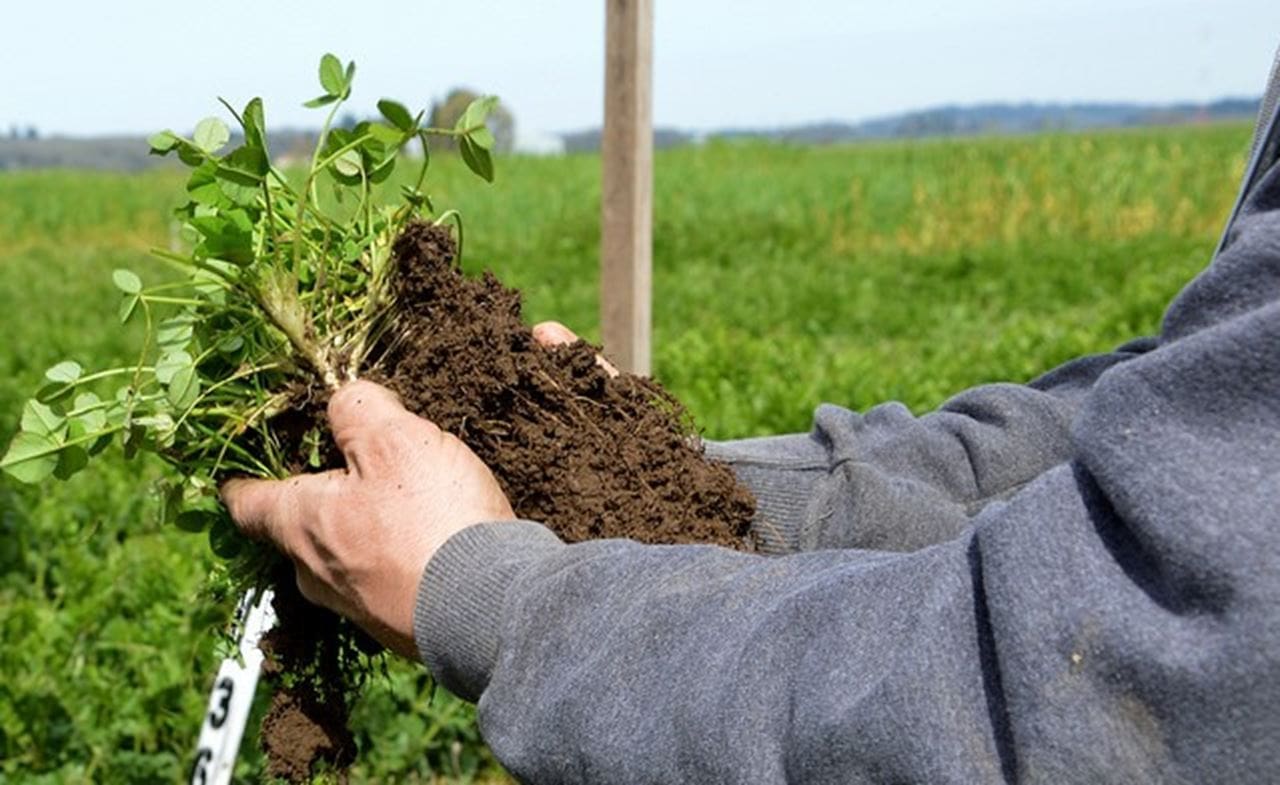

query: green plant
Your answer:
[0,57,502,780]
[1,53,498,554]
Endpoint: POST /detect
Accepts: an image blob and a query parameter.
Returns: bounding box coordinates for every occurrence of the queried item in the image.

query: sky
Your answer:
[3,0,1278,144]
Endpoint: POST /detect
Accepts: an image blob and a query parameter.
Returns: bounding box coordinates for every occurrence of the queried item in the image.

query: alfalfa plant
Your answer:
[2,53,496,551]
[0,54,500,775]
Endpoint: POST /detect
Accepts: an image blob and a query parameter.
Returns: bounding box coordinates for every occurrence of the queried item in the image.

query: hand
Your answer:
[221,380,515,657]
[531,321,619,377]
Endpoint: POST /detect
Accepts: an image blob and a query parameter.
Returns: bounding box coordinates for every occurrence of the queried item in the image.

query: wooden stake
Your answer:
[601,0,653,375]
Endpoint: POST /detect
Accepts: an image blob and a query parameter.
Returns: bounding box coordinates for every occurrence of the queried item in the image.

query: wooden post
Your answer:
[601,0,653,375]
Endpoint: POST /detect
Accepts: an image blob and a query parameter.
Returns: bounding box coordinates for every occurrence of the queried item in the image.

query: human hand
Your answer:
[531,321,620,377]
[221,380,515,658]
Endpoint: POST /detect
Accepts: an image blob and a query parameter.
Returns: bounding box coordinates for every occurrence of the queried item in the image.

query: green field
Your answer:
[0,122,1251,782]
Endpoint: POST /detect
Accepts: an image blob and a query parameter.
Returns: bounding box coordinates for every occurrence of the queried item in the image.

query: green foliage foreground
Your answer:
[0,121,1250,782]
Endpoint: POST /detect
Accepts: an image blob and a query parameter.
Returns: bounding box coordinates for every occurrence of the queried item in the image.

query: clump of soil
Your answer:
[257,220,756,781]
[381,221,756,546]
[257,570,361,783]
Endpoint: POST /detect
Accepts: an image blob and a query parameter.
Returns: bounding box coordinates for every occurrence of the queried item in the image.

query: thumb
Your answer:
[532,321,580,347]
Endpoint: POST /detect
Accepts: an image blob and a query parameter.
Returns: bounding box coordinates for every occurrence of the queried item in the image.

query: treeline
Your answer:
[561,97,1260,152]
[0,96,1259,170]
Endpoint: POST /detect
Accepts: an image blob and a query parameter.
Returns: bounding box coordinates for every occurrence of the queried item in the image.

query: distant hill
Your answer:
[0,97,1260,170]
[559,97,1260,153]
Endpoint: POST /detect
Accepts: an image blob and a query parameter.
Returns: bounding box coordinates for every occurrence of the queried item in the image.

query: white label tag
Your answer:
[189,589,276,785]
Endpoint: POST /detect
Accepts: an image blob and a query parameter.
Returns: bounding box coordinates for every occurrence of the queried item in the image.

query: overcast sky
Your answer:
[3,0,1278,142]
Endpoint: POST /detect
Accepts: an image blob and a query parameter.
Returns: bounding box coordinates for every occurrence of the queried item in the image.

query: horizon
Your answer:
[3,1,1278,141]
[4,94,1263,145]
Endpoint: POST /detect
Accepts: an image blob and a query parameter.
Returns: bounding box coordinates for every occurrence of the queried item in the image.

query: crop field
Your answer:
[0,121,1252,782]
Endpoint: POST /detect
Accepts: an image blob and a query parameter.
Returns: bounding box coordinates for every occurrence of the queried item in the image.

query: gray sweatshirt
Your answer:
[412,56,1280,784]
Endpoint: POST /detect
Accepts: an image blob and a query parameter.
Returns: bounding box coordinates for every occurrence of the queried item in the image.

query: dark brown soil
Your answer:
[381,221,756,547]
[257,573,359,783]
[256,220,756,781]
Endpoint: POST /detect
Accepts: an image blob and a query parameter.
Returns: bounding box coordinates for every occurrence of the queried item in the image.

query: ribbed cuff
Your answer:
[704,436,830,555]
[413,521,565,702]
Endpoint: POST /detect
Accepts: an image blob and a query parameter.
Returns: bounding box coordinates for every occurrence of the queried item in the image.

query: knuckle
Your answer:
[407,414,443,444]
[332,380,401,417]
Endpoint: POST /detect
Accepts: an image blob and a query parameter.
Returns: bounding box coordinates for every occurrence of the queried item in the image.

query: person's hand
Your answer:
[221,380,515,658]
[531,321,619,377]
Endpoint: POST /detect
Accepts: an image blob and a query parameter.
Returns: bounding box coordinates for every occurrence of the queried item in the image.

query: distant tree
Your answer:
[24,125,38,140]
[428,88,515,153]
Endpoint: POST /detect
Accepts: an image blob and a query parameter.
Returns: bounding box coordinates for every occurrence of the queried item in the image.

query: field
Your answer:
[0,122,1251,782]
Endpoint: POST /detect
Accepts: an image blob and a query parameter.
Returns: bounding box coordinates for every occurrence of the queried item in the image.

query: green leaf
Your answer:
[208,515,244,558]
[469,124,496,151]
[36,381,75,404]
[190,210,255,265]
[72,392,107,431]
[65,417,109,460]
[176,139,207,167]
[221,183,259,208]
[133,413,176,448]
[87,431,112,457]
[193,117,230,154]
[333,149,362,178]
[343,61,356,94]
[217,145,269,183]
[2,432,60,483]
[214,168,261,207]
[319,53,345,96]
[156,316,195,352]
[187,160,232,209]
[148,130,179,154]
[303,94,338,109]
[167,365,201,411]
[176,509,217,533]
[77,409,111,453]
[21,400,65,436]
[460,95,499,131]
[242,97,267,150]
[155,351,193,385]
[369,155,397,184]
[45,361,82,384]
[112,268,142,294]
[118,294,139,325]
[367,122,403,148]
[53,446,88,481]
[377,99,415,132]
[458,136,494,183]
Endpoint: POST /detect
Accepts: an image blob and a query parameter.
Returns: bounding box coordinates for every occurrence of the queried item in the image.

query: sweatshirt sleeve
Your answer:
[705,337,1154,554]
[415,161,1280,783]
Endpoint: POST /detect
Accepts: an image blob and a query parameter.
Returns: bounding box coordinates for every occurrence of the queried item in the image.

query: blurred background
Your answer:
[1,1,1277,782]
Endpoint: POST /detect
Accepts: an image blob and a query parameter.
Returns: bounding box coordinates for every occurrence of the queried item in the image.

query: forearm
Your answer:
[709,338,1154,554]
[416,457,1274,784]
[415,521,1005,783]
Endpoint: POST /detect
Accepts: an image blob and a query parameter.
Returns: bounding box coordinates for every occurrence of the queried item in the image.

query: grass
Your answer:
[0,121,1251,782]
